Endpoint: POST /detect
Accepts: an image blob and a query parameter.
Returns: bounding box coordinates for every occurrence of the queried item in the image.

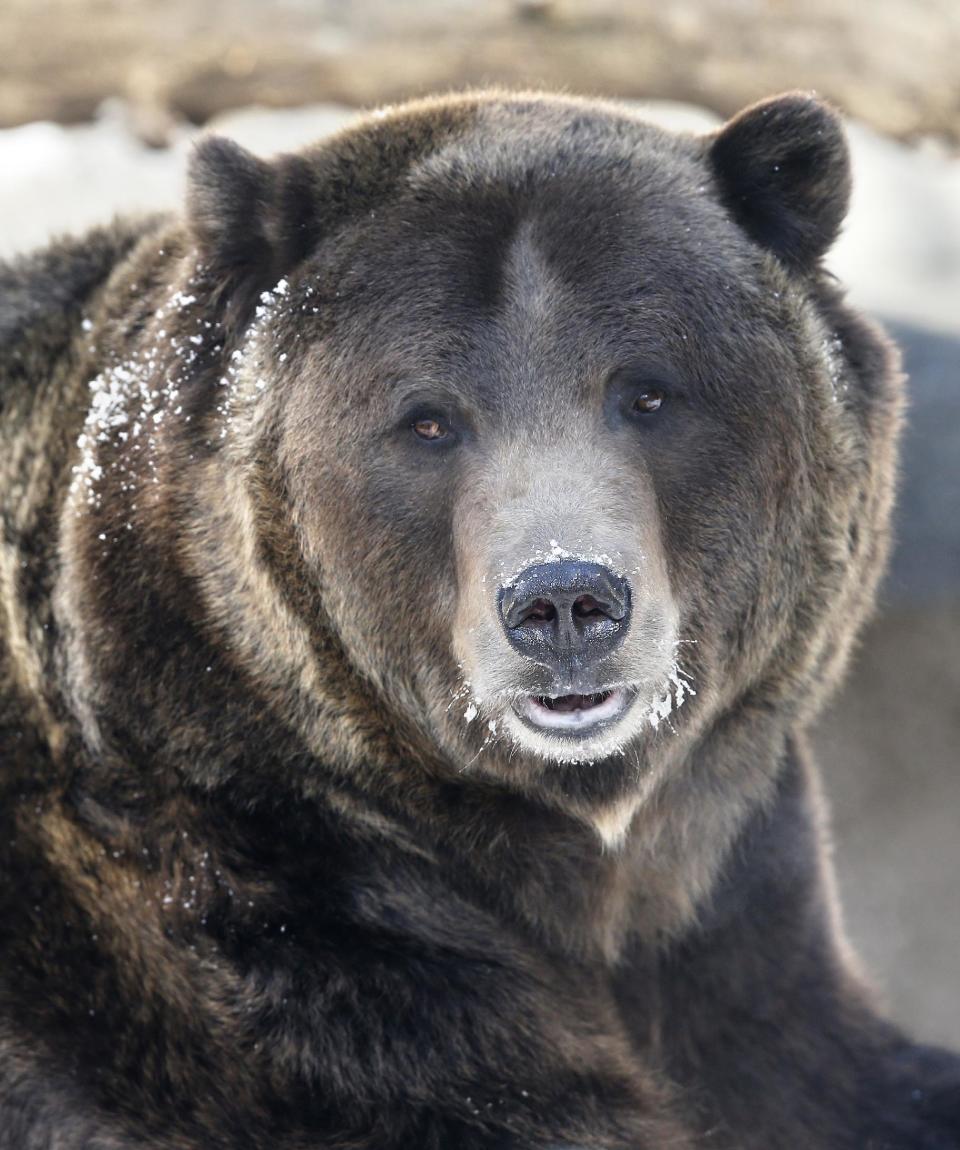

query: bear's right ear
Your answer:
[186,137,316,321]
[707,93,851,269]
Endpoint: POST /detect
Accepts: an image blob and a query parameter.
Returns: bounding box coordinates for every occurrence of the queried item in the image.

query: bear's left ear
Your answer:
[186,136,316,322]
[708,93,851,269]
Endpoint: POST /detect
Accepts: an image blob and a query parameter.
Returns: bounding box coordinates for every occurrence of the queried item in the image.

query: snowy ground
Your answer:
[3,99,959,1044]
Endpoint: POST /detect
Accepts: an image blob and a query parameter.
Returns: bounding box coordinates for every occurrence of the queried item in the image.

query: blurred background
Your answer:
[2,0,957,1043]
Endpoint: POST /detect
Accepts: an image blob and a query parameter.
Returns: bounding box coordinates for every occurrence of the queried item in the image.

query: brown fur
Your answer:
[1,90,958,1149]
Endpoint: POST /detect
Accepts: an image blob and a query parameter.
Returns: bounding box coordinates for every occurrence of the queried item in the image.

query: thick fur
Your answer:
[1,91,958,1149]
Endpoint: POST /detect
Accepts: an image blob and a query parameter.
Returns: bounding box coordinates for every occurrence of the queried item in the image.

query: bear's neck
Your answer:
[60,608,796,971]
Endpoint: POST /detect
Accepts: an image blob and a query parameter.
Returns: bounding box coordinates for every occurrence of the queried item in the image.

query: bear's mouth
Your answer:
[515,687,632,734]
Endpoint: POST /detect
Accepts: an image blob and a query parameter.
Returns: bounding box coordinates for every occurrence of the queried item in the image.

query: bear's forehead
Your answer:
[299,215,792,428]
[314,101,763,322]
[310,181,770,375]
[293,99,796,407]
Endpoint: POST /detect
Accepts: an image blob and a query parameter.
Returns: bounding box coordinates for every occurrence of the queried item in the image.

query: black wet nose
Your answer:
[498,560,631,666]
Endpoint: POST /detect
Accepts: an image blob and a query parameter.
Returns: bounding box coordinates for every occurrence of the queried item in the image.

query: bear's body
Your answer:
[1,92,958,1149]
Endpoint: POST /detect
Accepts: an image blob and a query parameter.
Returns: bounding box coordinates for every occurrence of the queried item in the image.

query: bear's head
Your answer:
[68,92,901,846]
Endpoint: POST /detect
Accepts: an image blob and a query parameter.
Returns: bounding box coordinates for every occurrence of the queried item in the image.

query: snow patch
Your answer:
[823,333,848,404]
[71,277,220,512]
[498,540,628,590]
[637,658,696,732]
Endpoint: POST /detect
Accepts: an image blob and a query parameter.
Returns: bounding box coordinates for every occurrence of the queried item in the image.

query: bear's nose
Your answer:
[498,560,631,666]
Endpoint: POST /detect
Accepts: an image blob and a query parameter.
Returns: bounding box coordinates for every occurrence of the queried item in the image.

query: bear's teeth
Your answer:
[539,691,611,713]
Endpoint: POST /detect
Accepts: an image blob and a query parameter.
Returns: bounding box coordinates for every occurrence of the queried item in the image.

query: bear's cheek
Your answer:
[647,392,823,694]
[282,430,464,708]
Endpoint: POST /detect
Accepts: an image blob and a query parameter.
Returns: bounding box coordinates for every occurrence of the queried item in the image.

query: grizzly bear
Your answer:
[1,89,958,1149]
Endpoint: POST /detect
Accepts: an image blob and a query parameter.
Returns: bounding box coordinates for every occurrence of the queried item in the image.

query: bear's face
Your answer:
[180,93,895,825]
[279,153,782,766]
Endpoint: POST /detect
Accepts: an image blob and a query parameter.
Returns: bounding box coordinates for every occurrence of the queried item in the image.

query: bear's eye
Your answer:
[606,373,675,432]
[411,417,450,442]
[629,389,664,416]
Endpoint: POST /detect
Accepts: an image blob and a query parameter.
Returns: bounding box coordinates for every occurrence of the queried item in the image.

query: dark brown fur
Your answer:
[1,91,958,1149]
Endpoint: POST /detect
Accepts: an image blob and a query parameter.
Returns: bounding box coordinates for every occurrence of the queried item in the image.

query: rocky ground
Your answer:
[2,85,958,1044]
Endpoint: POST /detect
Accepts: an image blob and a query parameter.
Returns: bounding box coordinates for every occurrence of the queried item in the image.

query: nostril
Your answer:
[572,594,607,620]
[518,598,556,626]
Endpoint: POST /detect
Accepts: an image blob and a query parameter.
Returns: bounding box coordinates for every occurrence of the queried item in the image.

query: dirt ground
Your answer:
[3,0,960,145]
